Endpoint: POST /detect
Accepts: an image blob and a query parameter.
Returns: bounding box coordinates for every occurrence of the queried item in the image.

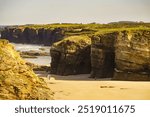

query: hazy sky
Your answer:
[0,0,150,25]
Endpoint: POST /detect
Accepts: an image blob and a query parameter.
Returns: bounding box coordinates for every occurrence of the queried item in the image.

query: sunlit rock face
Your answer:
[50,36,91,75]
[91,29,150,81]
[0,40,53,99]
[114,30,150,81]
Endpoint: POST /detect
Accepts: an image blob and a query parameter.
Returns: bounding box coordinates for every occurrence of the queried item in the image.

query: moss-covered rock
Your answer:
[50,36,91,75]
[0,40,53,99]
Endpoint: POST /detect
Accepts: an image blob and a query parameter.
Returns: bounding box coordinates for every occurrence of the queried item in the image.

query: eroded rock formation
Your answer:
[1,27,65,46]
[50,36,91,75]
[91,29,150,80]
[114,30,150,80]
[0,40,53,99]
[49,29,150,80]
[91,32,118,78]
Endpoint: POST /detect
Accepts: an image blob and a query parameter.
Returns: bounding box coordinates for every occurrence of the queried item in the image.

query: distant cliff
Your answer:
[0,40,53,99]
[1,27,65,46]
[0,24,97,46]
[2,23,149,46]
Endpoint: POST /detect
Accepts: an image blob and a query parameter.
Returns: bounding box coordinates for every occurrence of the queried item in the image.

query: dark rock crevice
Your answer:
[91,32,117,78]
[50,29,150,81]
[113,30,150,81]
[91,30,150,81]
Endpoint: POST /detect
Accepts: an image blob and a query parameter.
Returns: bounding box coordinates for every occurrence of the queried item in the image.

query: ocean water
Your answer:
[12,43,50,53]
[24,56,51,66]
[12,43,51,66]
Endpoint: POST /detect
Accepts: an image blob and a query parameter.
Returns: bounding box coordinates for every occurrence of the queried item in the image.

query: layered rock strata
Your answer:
[114,30,150,80]
[91,29,150,80]
[50,36,91,75]
[91,32,117,78]
[1,27,64,46]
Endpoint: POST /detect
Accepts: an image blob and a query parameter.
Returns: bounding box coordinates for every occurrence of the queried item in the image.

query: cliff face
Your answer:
[1,27,65,46]
[50,29,150,80]
[91,32,118,78]
[91,29,150,81]
[114,30,150,80]
[0,40,53,99]
[50,36,91,75]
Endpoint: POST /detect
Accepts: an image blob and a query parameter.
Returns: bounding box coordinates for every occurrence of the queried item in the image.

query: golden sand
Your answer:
[37,72,150,100]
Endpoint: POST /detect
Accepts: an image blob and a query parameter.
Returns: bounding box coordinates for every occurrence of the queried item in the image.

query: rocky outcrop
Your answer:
[114,30,150,81]
[0,40,53,99]
[50,36,91,75]
[1,27,65,46]
[20,50,49,57]
[37,28,65,45]
[91,32,117,78]
[26,62,51,71]
[91,29,150,81]
[50,29,150,80]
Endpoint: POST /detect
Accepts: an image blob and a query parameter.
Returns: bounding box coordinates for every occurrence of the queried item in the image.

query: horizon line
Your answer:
[0,20,150,26]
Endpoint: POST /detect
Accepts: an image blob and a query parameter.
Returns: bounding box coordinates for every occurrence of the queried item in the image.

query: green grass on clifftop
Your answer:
[52,36,91,54]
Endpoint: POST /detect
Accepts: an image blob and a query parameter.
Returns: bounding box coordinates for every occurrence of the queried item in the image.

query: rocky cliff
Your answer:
[91,32,118,78]
[114,30,150,80]
[0,40,53,99]
[49,28,150,80]
[1,27,65,46]
[50,36,91,75]
[91,29,150,80]
[1,23,149,46]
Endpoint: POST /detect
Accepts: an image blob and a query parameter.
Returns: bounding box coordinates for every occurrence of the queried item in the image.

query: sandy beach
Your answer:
[36,71,150,100]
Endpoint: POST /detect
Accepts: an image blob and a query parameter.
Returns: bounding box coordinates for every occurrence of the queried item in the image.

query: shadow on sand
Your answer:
[34,71,150,82]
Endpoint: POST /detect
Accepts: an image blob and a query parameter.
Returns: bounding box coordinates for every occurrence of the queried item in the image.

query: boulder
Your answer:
[0,40,53,99]
[50,36,91,75]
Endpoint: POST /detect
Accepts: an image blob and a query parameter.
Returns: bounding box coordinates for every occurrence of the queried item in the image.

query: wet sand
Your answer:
[36,71,150,100]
